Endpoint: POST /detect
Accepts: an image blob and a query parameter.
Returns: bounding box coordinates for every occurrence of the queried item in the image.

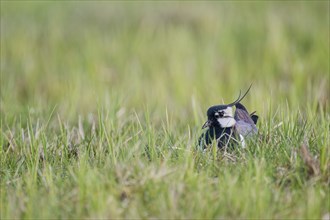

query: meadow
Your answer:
[1,1,329,219]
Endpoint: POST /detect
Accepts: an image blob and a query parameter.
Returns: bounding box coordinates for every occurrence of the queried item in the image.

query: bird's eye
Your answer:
[215,111,224,118]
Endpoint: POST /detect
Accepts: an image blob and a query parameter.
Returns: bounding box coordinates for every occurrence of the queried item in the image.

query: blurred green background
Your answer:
[1,2,329,219]
[1,1,329,124]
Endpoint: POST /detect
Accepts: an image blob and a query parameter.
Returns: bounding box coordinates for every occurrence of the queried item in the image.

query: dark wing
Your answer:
[250,114,258,124]
[234,103,258,137]
[235,120,257,137]
[249,111,259,124]
[234,103,255,125]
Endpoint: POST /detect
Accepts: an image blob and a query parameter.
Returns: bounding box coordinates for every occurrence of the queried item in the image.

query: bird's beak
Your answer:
[202,120,211,129]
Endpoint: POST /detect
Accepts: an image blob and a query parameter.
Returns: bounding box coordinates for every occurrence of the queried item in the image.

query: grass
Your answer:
[1,1,329,219]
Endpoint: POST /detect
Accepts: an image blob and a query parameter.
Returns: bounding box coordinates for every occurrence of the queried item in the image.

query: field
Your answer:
[1,1,329,219]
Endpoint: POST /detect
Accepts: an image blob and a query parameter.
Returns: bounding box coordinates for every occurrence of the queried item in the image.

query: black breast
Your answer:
[199,126,234,149]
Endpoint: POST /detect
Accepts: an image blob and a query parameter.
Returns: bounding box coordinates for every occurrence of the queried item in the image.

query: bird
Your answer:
[198,86,258,150]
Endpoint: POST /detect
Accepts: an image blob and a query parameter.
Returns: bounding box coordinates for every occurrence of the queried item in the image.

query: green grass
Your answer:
[1,1,329,219]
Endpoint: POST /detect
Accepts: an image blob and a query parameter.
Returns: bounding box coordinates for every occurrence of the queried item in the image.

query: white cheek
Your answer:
[224,107,233,117]
[217,118,236,128]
